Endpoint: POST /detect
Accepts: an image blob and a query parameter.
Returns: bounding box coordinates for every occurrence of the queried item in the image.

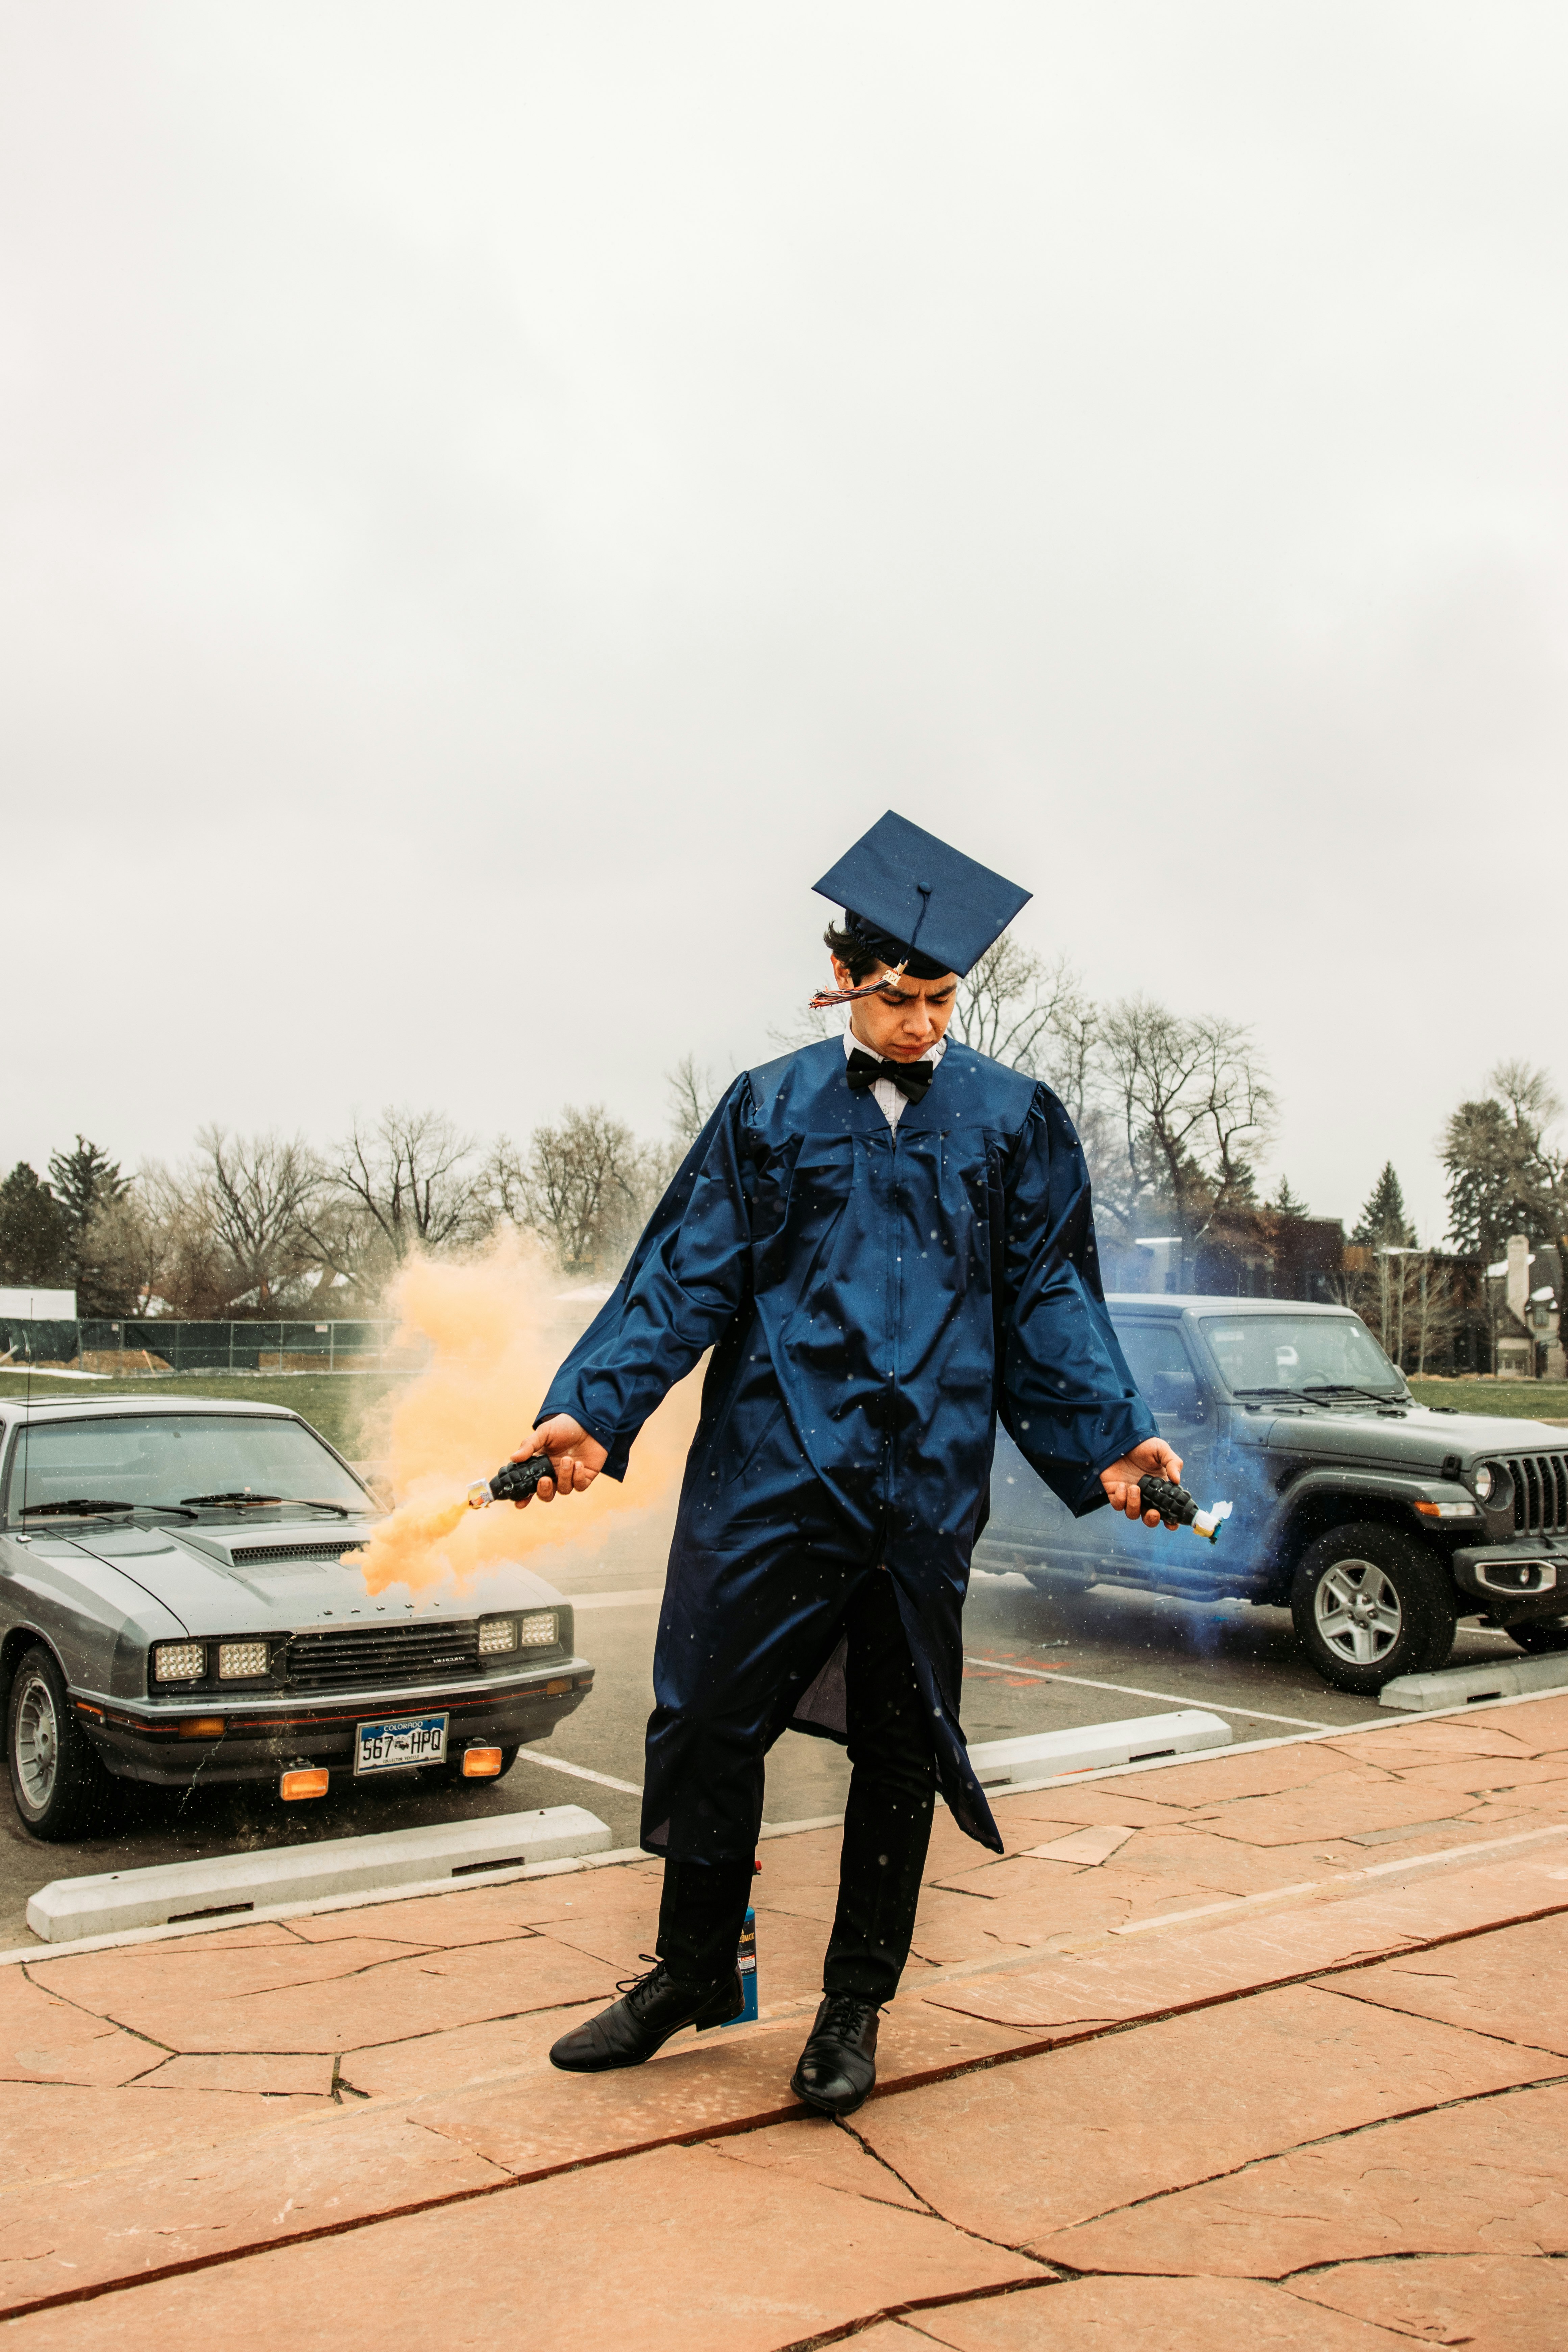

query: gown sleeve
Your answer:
[997,1084,1158,1516]
[535,1075,756,1479]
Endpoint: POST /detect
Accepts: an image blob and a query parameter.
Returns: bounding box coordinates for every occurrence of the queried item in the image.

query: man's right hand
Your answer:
[510,1416,608,1505]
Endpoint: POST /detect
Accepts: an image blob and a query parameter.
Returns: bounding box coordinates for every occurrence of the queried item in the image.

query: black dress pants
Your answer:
[655,1571,938,2007]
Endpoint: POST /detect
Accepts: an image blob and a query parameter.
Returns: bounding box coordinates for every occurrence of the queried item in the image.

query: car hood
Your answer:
[1256,1400,1568,1469]
[65,1516,570,1637]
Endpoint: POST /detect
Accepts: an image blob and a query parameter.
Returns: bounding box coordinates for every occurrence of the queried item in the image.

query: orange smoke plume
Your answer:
[348,1231,699,1596]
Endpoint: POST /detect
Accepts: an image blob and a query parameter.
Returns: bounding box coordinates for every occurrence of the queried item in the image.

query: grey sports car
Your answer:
[0,1393,594,1839]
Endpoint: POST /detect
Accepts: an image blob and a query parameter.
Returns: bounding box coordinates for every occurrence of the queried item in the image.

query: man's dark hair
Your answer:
[823,920,884,983]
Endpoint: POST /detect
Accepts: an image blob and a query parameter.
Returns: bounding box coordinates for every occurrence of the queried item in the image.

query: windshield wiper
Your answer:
[179,1492,353,1517]
[21,1498,198,1521]
[1231,1386,1307,1399]
[1301,1383,1407,1405]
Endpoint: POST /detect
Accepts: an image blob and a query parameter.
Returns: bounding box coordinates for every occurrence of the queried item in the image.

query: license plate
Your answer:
[354,1711,448,1775]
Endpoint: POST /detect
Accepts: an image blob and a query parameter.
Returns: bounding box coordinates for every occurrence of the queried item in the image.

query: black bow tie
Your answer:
[846,1047,935,1102]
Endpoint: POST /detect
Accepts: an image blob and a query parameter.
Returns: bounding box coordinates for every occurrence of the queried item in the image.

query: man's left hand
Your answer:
[1100,1438,1184,1526]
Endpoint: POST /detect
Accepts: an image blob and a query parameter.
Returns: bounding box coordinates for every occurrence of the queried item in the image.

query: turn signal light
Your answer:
[461,1746,504,1778]
[280,1768,329,1800]
[178,1718,226,1740]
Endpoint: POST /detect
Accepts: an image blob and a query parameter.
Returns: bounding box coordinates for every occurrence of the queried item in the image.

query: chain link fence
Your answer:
[0,1319,430,1374]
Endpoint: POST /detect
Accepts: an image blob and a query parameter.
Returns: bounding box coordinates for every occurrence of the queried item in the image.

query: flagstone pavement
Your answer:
[3,1696,1568,2348]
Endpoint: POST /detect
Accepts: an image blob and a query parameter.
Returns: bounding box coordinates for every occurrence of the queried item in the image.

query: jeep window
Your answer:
[1200,1315,1405,1400]
[5,1415,369,1523]
[1114,1322,1205,1420]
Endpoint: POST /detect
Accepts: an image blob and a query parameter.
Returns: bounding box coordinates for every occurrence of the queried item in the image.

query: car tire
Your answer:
[6,1645,111,1841]
[1505,1617,1568,1655]
[1291,1523,1457,1696]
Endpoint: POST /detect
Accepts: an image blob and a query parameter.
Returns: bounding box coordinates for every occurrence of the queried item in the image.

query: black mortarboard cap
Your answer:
[812,811,1032,980]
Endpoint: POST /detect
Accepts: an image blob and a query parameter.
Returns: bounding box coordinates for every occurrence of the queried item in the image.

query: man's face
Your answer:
[830,957,959,1061]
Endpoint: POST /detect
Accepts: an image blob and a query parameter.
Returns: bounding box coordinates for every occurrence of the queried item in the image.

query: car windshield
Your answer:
[1199,1314,1406,1400]
[5,1414,369,1523]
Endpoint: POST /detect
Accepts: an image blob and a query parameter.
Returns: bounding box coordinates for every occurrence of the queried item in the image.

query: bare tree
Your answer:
[307,1109,489,1293]
[194,1127,318,1312]
[1096,998,1276,1283]
[952,940,1085,1081]
[666,1054,721,1148]
[521,1105,648,1274]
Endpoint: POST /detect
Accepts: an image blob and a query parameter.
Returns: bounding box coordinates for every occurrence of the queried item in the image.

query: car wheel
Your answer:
[6,1645,110,1841]
[1291,1523,1457,1696]
[1506,1616,1568,1655]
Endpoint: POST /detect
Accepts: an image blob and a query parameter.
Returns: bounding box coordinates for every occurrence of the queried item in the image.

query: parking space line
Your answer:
[515,1747,642,1795]
[963,1654,1338,1731]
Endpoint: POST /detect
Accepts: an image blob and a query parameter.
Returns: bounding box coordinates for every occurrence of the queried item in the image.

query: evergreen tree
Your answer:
[1353,1162,1414,1248]
[0,1164,71,1288]
[47,1135,126,1248]
[1441,1068,1563,1260]
[1268,1176,1309,1218]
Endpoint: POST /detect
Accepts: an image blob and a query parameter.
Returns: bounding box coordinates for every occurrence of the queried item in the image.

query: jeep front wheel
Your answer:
[1292,1523,1457,1695]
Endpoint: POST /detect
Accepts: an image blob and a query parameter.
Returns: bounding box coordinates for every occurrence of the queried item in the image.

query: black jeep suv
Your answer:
[977,1295,1568,1695]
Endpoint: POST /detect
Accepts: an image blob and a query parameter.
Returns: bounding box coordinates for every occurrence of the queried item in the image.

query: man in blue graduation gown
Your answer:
[515,814,1179,2113]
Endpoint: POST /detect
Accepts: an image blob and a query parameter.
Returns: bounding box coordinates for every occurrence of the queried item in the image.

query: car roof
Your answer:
[1106,1294,1356,1317]
[0,1394,296,1425]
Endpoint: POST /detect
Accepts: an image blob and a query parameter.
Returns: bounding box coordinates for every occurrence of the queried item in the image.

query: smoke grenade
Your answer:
[1137,1474,1233,1543]
[467,1453,558,1509]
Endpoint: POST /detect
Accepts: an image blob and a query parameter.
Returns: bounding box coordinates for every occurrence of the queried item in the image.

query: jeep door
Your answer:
[1105,1318,1214,1564]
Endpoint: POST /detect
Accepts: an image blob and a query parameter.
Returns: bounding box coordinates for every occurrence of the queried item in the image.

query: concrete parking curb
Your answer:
[1380,1649,1568,1710]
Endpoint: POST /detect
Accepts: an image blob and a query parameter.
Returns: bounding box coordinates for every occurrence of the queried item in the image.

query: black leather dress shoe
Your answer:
[789,1993,881,2116]
[548,1958,742,2073]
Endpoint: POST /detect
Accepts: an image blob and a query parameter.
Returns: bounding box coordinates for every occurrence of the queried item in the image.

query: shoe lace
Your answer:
[615,1954,667,2005]
[817,1993,879,2038]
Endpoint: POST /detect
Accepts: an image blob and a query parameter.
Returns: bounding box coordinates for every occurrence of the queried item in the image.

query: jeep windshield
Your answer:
[5,1414,370,1524]
[1200,1315,1407,1402]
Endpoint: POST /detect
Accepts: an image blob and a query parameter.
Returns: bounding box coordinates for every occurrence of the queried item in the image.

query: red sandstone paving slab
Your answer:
[0,2079,339,2193]
[134,2053,337,2097]
[907,2276,1412,2350]
[1111,1745,1381,1808]
[852,1983,1550,2248]
[1196,1772,1482,1847]
[0,1973,162,2087]
[0,2102,509,2317]
[55,1932,623,2057]
[1321,1910,1568,2056]
[1033,2080,1568,2276]
[0,2141,1038,2351]
[1323,1720,1544,1765]
[921,1852,1568,2037]
[27,1933,447,2018]
[416,1996,1023,2179]
[1294,2252,1568,2350]
[284,1861,666,1951]
[710,2114,928,2209]
[1388,1755,1568,1797]
[993,1789,1201,1831]
[339,2000,606,2099]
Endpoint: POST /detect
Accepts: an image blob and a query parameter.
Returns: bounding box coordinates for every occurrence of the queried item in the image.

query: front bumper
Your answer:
[71,1658,596,1787]
[1452,1541,1566,1628]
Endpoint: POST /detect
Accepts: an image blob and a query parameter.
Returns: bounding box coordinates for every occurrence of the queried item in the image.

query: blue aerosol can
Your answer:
[723,1860,761,2026]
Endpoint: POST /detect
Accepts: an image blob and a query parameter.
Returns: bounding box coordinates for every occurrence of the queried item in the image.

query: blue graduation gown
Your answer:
[539,1036,1156,1859]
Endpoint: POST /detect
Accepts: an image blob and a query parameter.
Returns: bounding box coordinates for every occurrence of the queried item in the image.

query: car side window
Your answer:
[1115,1323,1205,1421]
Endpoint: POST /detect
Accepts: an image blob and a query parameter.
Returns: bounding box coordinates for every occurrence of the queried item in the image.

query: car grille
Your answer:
[1502,1453,1568,1536]
[283,1621,481,1691]
[231,1542,362,1566]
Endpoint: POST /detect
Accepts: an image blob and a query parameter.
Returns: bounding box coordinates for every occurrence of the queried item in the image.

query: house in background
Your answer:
[1489,1235,1565,1380]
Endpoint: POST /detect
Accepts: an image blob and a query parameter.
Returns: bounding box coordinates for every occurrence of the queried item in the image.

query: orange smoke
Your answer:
[348,1231,699,1596]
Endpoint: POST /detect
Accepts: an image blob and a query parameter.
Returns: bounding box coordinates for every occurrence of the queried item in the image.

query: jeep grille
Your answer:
[1502,1453,1568,1537]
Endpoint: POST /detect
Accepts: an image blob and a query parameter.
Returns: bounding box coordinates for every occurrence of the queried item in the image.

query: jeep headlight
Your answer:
[1472,1464,1493,1501]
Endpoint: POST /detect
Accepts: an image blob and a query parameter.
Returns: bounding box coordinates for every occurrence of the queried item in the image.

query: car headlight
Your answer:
[478,1614,518,1656]
[218,1640,270,1679]
[1472,1464,1494,1501]
[153,1642,205,1683]
[517,1610,559,1649]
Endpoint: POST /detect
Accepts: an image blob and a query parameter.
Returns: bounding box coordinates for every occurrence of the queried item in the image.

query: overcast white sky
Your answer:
[3,3,1564,1241]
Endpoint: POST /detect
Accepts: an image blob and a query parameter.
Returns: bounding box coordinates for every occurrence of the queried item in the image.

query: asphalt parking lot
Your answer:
[0,1505,1530,1948]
